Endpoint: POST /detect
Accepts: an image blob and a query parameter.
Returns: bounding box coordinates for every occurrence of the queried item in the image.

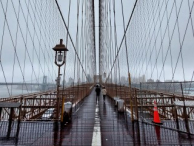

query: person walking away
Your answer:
[102,86,107,102]
[95,85,101,102]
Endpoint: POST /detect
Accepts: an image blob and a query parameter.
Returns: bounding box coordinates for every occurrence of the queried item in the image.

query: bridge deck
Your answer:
[0,89,194,145]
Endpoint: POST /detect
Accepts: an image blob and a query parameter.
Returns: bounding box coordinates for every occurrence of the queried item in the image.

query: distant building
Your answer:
[165,80,172,82]
[68,77,74,86]
[132,75,146,83]
[139,75,146,82]
[147,79,154,82]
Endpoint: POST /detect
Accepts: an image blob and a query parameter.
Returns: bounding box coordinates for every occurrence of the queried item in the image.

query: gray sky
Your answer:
[0,0,194,87]
[57,0,135,74]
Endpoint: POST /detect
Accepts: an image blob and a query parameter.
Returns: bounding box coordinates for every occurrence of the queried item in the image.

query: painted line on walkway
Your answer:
[74,107,80,113]
[90,85,94,89]
[92,101,101,146]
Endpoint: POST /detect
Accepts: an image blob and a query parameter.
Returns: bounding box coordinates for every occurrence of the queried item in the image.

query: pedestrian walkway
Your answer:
[98,93,134,146]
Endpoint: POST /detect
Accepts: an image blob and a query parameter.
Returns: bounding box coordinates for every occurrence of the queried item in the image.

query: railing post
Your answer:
[180,83,190,136]
[161,93,165,117]
[0,107,2,121]
[128,72,134,122]
[7,108,14,138]
[173,95,179,130]
[61,95,65,123]
[134,89,138,121]
[81,87,83,100]
[16,105,21,138]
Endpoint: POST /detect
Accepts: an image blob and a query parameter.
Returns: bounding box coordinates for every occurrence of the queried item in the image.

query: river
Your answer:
[0,86,39,98]
[1,86,194,98]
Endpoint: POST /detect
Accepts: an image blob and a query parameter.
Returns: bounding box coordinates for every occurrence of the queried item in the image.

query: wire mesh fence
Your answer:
[138,81,194,135]
[0,83,93,121]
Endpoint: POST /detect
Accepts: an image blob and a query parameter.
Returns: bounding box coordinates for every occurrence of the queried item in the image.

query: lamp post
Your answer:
[53,39,68,126]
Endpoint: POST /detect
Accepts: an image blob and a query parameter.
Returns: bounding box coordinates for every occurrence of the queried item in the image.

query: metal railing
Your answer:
[103,82,194,135]
[0,83,94,121]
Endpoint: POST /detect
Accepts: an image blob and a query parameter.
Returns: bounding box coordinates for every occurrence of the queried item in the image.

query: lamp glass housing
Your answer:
[58,53,63,62]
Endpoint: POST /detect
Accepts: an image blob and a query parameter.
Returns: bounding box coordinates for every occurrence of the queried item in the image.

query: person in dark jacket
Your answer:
[95,85,101,102]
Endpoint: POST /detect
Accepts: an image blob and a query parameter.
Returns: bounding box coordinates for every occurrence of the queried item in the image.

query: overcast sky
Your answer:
[0,0,194,88]
[57,0,136,74]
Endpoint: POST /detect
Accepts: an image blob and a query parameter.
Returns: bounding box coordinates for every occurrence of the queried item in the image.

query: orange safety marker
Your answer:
[152,100,163,125]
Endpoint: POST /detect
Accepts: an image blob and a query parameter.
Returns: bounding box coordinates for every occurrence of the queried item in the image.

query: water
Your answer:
[183,90,194,96]
[0,86,39,98]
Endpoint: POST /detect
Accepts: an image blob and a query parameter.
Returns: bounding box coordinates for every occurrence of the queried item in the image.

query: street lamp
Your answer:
[53,39,68,66]
[53,39,68,125]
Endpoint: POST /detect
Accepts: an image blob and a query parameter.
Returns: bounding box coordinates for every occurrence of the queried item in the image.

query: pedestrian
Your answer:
[95,85,101,102]
[102,86,107,102]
